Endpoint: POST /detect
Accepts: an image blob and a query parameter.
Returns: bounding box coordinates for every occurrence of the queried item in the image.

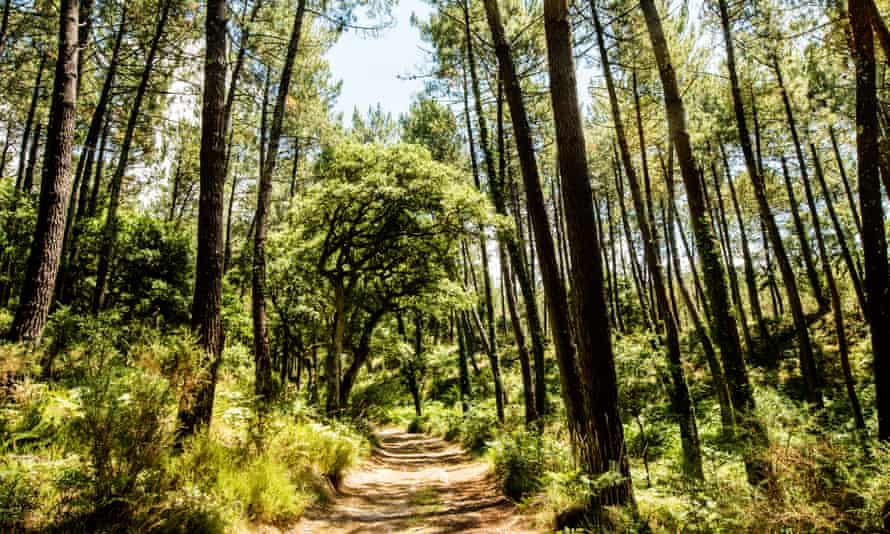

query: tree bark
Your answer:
[720,145,768,344]
[777,157,824,406]
[16,52,46,193]
[590,0,701,477]
[807,148,865,431]
[545,0,633,504]
[75,6,124,223]
[666,171,734,432]
[828,126,863,237]
[773,56,829,311]
[326,280,346,415]
[483,0,585,470]
[850,0,890,441]
[21,124,41,195]
[92,0,171,312]
[253,0,307,405]
[708,155,752,354]
[640,0,771,485]
[480,0,549,418]
[176,0,227,440]
[87,114,109,217]
[810,142,867,317]
[502,245,537,425]
[7,0,78,341]
[462,0,504,423]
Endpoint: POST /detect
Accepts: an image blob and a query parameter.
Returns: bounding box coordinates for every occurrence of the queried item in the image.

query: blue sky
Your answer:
[325,0,595,121]
[326,0,433,120]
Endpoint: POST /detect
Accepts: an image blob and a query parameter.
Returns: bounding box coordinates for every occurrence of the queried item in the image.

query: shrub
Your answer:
[218,455,308,524]
[66,367,173,519]
[455,406,497,452]
[0,459,39,529]
[489,430,546,501]
[268,419,365,487]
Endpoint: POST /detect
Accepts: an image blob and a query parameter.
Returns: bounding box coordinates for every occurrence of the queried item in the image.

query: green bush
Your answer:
[0,459,39,529]
[489,430,546,501]
[66,367,173,519]
[218,455,308,524]
[455,406,497,452]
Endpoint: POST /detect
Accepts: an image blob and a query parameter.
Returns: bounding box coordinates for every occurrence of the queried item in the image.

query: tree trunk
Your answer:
[0,0,11,59]
[326,281,346,415]
[502,245,537,425]
[462,0,505,423]
[773,56,829,311]
[762,218,783,317]
[772,155,825,408]
[708,156,752,354]
[21,124,41,195]
[340,310,384,407]
[93,0,171,312]
[0,124,10,178]
[176,0,227,441]
[666,172,735,432]
[606,195,626,332]
[223,166,238,273]
[456,310,471,413]
[828,126,863,237]
[75,6,123,221]
[717,2,819,411]
[806,150,866,431]
[850,0,890,441]
[721,145,768,345]
[810,142,867,317]
[590,0,701,477]
[545,0,634,505]
[75,0,94,90]
[640,0,771,485]
[253,0,307,405]
[7,0,78,341]
[613,150,649,327]
[482,0,585,457]
[482,2,550,418]
[87,114,109,217]
[16,52,46,193]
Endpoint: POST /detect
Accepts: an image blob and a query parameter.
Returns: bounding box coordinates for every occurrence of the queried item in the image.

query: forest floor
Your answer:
[292,427,536,533]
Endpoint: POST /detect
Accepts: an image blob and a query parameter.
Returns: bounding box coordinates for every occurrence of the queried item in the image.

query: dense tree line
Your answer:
[2,0,890,527]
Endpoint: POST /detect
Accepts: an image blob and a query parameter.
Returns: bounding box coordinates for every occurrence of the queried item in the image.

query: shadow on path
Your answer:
[294,428,536,533]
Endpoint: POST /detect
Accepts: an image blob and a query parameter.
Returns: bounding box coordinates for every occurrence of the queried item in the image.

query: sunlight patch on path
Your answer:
[293,427,537,533]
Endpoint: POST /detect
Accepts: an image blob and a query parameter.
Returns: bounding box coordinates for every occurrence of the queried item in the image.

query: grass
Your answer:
[0,338,369,532]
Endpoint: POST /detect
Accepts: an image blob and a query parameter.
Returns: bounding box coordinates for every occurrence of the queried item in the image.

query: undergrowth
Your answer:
[0,320,368,532]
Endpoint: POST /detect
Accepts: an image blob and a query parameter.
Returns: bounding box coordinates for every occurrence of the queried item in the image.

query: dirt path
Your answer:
[295,428,537,533]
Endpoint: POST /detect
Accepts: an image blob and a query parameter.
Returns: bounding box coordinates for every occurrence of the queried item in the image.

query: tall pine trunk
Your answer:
[176,0,227,440]
[483,0,586,470]
[7,0,78,341]
[92,0,171,312]
[462,0,504,422]
[641,0,771,485]
[850,0,889,439]
[544,0,633,505]
[253,0,307,406]
[590,0,701,477]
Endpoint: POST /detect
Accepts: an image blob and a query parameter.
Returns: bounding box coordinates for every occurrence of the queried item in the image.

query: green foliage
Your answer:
[489,429,547,501]
[218,455,308,524]
[0,458,39,528]
[72,212,193,322]
[400,96,461,162]
[71,369,172,510]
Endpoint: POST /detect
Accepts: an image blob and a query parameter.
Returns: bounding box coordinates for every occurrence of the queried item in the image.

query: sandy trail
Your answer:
[295,428,537,533]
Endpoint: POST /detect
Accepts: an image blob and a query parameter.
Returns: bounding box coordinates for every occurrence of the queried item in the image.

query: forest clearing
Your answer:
[2,0,890,530]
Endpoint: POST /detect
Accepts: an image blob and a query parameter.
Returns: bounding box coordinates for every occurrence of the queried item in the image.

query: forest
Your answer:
[1,0,889,529]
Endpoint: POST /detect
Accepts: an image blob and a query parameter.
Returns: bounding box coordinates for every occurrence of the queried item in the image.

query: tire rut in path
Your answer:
[295,427,536,533]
